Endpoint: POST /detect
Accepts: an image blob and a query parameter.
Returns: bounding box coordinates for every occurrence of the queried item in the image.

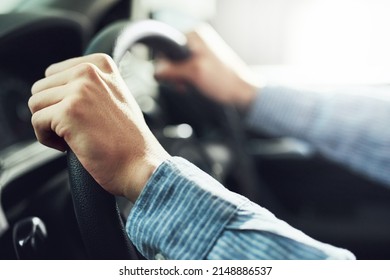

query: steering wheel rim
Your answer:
[67,151,138,259]
[67,21,138,260]
[112,20,265,203]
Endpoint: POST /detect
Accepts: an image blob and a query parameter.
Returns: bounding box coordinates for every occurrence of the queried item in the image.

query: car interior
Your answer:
[1,0,390,260]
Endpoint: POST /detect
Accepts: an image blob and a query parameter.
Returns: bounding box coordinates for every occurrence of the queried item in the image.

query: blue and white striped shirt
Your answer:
[126,86,390,259]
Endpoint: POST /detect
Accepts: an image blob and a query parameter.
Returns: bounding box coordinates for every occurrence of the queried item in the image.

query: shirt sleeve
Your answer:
[126,157,355,260]
[245,86,390,187]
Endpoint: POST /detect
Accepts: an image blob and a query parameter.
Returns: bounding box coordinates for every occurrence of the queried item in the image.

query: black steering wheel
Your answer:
[67,20,263,260]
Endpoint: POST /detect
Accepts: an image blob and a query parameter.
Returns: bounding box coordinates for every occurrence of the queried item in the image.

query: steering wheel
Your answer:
[67,20,263,260]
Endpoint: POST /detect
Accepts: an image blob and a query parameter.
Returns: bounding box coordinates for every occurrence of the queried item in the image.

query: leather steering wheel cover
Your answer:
[67,151,138,259]
[67,21,135,260]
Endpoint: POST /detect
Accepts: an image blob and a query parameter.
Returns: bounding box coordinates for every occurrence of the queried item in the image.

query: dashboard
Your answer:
[0,10,89,258]
[0,70,33,150]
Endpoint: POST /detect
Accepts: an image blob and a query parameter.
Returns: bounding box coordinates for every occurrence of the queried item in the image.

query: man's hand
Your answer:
[28,53,170,202]
[154,24,259,109]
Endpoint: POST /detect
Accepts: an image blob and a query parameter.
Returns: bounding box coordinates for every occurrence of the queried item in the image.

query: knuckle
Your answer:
[77,63,100,80]
[30,111,39,128]
[66,76,100,110]
[28,94,46,115]
[92,53,114,72]
[27,96,36,113]
[31,81,40,95]
[63,93,85,120]
[73,78,97,99]
[31,111,45,133]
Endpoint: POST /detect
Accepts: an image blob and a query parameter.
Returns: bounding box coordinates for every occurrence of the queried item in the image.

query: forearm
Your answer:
[246,86,390,187]
[126,157,354,260]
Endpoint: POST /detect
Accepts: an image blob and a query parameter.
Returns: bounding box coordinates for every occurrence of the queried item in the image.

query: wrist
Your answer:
[123,151,171,203]
[233,77,259,111]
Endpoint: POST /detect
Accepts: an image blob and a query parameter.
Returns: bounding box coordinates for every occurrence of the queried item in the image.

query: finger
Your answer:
[32,62,104,95]
[31,103,68,152]
[28,85,67,114]
[45,53,116,77]
[32,64,78,95]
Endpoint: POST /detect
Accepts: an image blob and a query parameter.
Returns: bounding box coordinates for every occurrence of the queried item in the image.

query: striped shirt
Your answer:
[126,85,390,259]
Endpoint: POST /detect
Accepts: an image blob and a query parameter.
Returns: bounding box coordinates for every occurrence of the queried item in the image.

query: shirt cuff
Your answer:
[126,156,247,260]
